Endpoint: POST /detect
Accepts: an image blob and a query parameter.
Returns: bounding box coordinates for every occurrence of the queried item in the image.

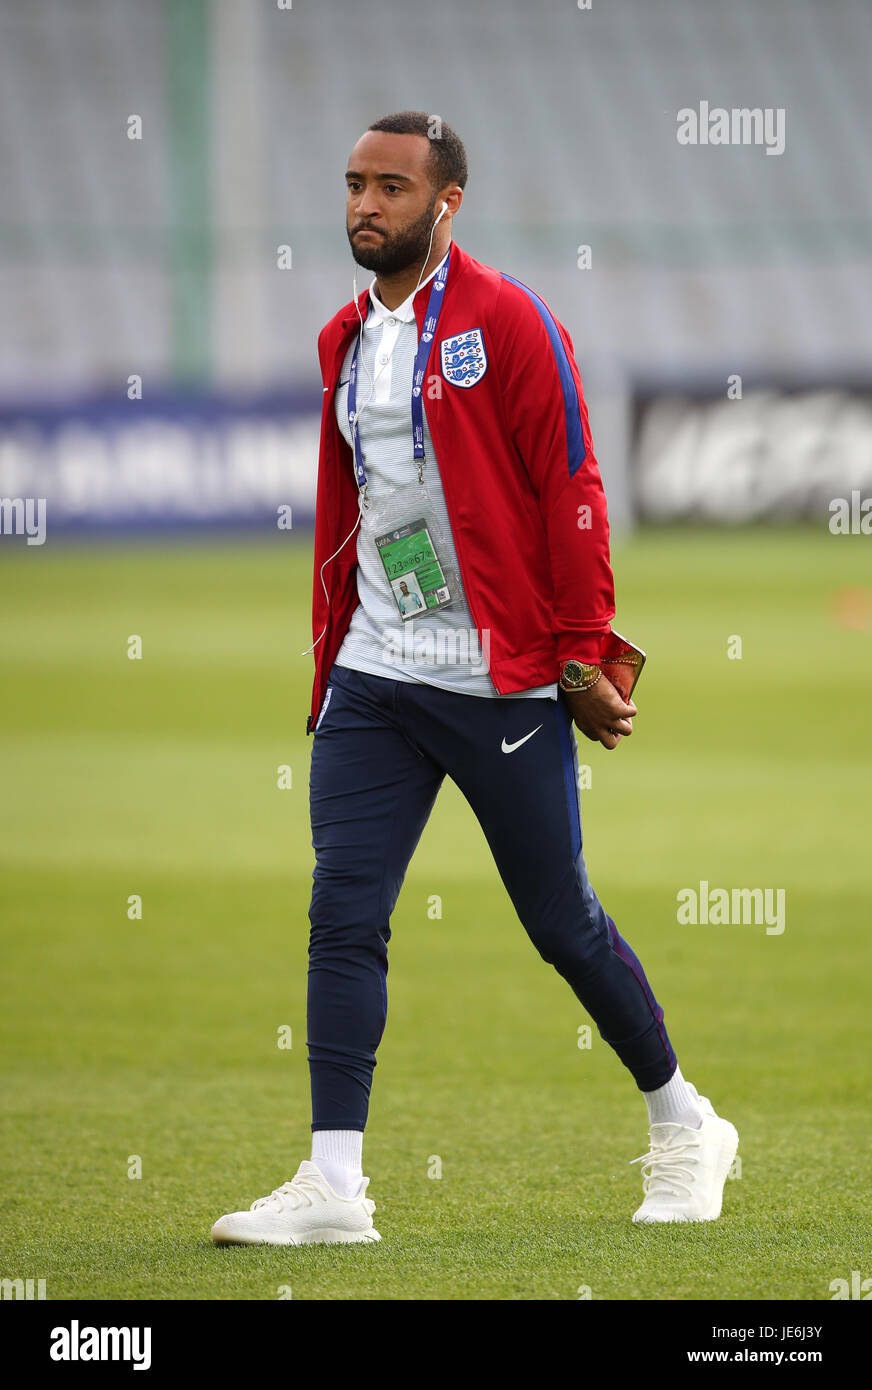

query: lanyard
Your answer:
[347,247,451,496]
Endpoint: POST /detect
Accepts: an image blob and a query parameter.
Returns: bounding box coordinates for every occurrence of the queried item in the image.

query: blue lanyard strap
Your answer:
[347,247,451,493]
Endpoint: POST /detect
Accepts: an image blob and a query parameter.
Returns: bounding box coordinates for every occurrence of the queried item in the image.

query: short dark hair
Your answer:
[367,111,468,192]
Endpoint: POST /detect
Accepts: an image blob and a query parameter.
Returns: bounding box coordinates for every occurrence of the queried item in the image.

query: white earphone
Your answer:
[305,196,453,659]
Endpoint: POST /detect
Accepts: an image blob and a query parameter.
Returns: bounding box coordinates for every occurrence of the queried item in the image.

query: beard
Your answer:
[347,195,440,275]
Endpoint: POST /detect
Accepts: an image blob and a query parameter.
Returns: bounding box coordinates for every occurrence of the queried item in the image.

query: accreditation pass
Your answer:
[374,517,453,621]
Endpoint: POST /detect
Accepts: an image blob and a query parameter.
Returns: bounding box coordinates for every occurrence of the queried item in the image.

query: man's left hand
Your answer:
[563,673,637,750]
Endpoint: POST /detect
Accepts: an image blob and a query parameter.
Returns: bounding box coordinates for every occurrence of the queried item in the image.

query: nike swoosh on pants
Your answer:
[501,725,543,754]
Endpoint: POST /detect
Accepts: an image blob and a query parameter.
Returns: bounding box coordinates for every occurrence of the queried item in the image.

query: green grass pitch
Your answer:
[0,526,870,1301]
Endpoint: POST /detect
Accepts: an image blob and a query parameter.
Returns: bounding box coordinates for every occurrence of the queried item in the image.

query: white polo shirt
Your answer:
[333,251,557,701]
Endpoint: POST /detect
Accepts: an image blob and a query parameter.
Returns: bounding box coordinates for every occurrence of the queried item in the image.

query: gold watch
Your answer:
[559,659,602,693]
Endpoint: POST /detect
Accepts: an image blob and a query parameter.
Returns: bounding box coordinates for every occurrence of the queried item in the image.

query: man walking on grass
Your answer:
[211,112,738,1247]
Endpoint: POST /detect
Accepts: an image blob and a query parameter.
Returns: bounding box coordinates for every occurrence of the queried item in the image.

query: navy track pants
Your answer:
[307,660,677,1131]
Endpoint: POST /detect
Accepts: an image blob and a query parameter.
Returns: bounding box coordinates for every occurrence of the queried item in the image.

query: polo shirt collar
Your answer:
[367,247,450,324]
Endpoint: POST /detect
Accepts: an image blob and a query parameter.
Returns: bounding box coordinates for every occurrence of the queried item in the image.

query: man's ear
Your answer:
[440,185,463,218]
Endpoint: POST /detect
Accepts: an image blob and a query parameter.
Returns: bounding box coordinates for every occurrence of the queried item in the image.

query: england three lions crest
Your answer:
[440,328,487,388]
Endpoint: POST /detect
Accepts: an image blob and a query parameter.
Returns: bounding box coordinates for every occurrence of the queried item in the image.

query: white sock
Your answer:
[643,1065,704,1129]
[311,1130,364,1198]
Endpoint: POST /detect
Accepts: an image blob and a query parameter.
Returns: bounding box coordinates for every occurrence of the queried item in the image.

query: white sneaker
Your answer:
[631,1087,739,1223]
[210,1160,381,1246]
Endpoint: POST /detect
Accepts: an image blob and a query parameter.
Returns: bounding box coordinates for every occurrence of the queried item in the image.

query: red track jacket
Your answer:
[306,240,615,733]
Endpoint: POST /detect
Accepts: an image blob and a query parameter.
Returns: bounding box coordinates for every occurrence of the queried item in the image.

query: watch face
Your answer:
[562,660,585,686]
